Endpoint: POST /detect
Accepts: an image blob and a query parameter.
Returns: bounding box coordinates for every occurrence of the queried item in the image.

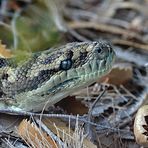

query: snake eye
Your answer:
[60,59,72,70]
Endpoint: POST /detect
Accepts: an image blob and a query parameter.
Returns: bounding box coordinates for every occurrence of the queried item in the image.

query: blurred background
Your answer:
[0,0,148,148]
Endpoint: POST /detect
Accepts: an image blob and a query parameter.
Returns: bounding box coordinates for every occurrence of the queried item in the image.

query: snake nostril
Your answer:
[80,51,87,61]
[95,47,102,53]
[93,42,98,46]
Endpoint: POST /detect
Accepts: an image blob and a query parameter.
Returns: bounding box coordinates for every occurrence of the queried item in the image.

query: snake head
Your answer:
[0,41,115,111]
[53,41,115,85]
[37,41,115,95]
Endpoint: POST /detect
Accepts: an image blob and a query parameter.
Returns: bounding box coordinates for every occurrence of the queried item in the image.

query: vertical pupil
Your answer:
[60,59,72,70]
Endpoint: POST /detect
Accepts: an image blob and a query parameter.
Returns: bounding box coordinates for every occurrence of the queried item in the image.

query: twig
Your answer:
[115,46,148,66]
[11,10,21,49]
[112,39,148,51]
[65,8,130,29]
[0,21,11,30]
[68,28,91,41]
[106,2,148,17]
[0,0,8,21]
[0,110,130,133]
[68,21,143,41]
[35,117,63,148]
[86,86,108,137]
[45,0,67,32]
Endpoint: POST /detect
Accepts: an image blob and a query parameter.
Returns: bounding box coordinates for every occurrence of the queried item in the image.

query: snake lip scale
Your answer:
[0,41,115,112]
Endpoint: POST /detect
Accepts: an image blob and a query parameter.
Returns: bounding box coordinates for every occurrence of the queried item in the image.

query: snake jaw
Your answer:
[0,41,115,112]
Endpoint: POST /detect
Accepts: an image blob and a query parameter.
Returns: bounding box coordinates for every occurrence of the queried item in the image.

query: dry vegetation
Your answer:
[0,0,148,148]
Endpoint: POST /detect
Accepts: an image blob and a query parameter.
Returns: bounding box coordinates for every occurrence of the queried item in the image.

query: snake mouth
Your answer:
[67,49,115,81]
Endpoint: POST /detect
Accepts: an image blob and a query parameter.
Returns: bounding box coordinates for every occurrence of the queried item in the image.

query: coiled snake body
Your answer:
[0,41,115,112]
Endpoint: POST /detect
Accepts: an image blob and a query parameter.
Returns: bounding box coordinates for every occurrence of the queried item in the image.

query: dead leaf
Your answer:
[0,41,13,58]
[134,105,148,147]
[17,119,58,148]
[98,63,133,85]
[56,96,88,115]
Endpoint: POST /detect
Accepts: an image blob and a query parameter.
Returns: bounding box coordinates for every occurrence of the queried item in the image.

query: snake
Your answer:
[0,41,115,112]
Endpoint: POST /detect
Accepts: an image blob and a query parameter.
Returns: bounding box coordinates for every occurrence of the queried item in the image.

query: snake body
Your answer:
[0,41,115,112]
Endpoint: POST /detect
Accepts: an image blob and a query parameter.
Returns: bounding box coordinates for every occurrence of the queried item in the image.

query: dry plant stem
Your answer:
[118,115,135,131]
[68,28,91,41]
[86,87,107,137]
[11,10,21,50]
[45,0,67,32]
[4,118,20,131]
[66,9,130,29]
[0,110,129,133]
[0,132,25,148]
[120,85,138,101]
[113,39,148,51]
[111,85,129,102]
[68,21,143,41]
[105,1,148,17]
[115,47,148,66]
[0,132,22,142]
[114,85,146,126]
[2,139,16,148]
[134,68,148,85]
[18,118,58,147]
[0,0,8,21]
[93,17,130,29]
[0,21,12,30]
[52,116,86,148]
[35,117,63,148]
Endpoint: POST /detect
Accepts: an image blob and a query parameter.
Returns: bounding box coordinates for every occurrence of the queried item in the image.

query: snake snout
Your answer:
[92,41,115,62]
